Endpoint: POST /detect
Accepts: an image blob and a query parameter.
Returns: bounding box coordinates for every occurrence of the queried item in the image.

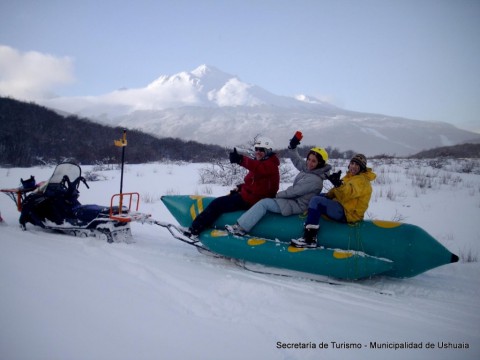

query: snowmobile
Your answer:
[9,162,147,243]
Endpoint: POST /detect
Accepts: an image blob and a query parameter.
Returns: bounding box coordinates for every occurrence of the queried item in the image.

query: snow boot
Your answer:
[225,223,246,236]
[291,224,319,248]
[184,227,199,240]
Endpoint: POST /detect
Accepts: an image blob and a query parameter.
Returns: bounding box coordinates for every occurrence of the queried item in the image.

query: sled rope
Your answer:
[151,220,214,253]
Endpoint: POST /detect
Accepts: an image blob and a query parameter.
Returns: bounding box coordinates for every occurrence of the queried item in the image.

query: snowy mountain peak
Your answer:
[147,65,238,93]
[190,64,224,78]
[143,65,270,107]
[38,65,480,156]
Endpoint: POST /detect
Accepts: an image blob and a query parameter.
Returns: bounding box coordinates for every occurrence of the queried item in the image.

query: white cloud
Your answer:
[210,79,263,107]
[0,45,75,100]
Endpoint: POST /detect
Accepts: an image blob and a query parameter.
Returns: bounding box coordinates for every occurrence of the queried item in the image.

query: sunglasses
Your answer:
[254,147,267,153]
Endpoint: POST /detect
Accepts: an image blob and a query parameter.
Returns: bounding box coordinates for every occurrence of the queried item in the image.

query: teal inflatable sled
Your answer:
[161,195,459,279]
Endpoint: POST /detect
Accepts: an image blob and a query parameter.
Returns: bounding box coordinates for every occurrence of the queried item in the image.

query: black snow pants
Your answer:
[189,192,250,235]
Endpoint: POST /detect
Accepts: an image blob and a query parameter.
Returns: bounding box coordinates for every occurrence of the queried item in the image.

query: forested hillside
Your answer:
[0,97,226,166]
[410,143,480,158]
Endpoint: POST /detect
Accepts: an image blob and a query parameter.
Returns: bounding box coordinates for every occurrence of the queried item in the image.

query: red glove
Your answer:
[288,131,303,149]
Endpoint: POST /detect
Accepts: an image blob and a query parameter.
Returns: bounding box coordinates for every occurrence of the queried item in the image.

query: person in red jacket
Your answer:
[186,137,280,238]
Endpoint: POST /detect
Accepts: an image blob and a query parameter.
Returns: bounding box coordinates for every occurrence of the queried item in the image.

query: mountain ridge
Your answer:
[39,65,480,156]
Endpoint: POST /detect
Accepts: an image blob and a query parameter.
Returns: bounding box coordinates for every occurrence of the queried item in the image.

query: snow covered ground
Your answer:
[1,159,479,360]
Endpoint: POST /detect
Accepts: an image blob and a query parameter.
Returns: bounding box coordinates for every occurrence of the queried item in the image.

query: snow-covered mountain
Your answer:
[41,65,480,156]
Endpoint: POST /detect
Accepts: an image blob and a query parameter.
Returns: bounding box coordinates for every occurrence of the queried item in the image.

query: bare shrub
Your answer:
[390,209,407,222]
[83,171,108,182]
[198,161,247,186]
[164,188,180,196]
[141,192,161,204]
[459,247,478,263]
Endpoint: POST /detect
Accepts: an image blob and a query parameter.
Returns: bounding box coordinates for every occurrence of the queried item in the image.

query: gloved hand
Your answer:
[288,131,303,149]
[229,148,243,164]
[230,184,242,194]
[327,170,343,188]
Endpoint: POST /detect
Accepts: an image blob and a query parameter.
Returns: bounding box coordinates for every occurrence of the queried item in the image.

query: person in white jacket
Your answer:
[226,131,331,236]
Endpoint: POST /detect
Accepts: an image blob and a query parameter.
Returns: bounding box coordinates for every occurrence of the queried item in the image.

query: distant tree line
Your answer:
[0,97,227,167]
[408,143,480,159]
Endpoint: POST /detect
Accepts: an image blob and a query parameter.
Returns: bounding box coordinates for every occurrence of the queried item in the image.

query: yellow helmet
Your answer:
[309,147,329,162]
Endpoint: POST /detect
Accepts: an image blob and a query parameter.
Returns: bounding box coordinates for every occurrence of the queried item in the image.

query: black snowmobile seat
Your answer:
[73,205,110,223]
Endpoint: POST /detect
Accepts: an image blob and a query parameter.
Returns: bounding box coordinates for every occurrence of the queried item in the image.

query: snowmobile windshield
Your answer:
[48,163,82,185]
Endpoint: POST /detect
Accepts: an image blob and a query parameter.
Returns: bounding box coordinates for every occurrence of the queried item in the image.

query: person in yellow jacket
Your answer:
[291,154,376,248]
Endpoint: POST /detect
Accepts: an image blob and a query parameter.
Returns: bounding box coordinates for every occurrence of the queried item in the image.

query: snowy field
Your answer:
[1,159,479,360]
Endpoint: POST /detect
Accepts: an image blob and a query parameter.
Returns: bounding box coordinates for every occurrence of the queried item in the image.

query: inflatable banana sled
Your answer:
[161,195,459,279]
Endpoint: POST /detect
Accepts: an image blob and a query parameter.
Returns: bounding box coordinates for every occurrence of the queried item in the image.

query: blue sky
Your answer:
[1,0,479,132]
